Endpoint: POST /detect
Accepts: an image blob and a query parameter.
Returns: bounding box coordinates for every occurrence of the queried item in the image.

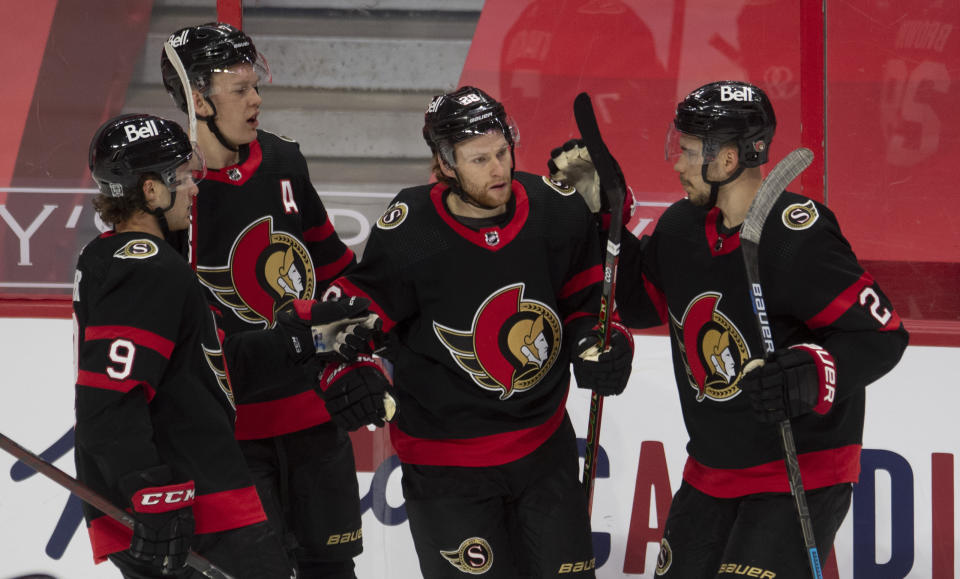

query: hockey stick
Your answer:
[573,92,627,513]
[739,147,822,579]
[0,431,236,579]
[163,41,197,143]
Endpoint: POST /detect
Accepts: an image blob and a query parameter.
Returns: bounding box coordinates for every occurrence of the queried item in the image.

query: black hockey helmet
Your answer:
[161,22,269,114]
[89,113,203,198]
[422,86,517,166]
[669,80,776,168]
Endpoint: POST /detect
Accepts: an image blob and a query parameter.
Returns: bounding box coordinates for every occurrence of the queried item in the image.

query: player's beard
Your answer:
[459,174,512,210]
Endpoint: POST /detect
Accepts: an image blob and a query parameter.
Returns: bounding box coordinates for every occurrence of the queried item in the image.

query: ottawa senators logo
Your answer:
[655,538,672,575]
[201,311,234,408]
[781,199,819,230]
[433,283,561,400]
[670,292,752,402]
[440,537,494,575]
[197,217,315,328]
[113,239,158,260]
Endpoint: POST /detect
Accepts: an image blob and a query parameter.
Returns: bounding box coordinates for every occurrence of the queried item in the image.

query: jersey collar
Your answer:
[430,180,530,251]
[705,206,741,256]
[203,139,263,185]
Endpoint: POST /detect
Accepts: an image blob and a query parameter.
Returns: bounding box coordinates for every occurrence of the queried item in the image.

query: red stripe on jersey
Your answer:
[303,219,336,242]
[87,514,131,563]
[806,271,902,331]
[682,444,862,498]
[193,485,268,534]
[644,274,668,324]
[86,486,268,561]
[705,207,741,256]
[332,278,396,332]
[76,370,156,401]
[84,325,175,359]
[202,139,263,185]
[314,247,355,283]
[429,180,531,251]
[234,389,330,440]
[559,264,603,299]
[389,394,567,467]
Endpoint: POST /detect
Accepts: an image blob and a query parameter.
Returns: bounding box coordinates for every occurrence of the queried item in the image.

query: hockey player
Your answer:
[76,113,372,578]
[161,23,374,578]
[325,86,635,578]
[549,80,909,577]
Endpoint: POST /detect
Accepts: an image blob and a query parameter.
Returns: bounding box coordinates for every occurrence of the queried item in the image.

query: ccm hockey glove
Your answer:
[275,296,381,363]
[572,321,635,396]
[119,466,195,575]
[548,139,602,212]
[739,344,837,423]
[319,355,392,431]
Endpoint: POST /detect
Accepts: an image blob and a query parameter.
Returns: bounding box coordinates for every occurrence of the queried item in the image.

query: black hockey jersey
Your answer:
[617,193,908,497]
[73,231,268,562]
[330,172,604,467]
[193,130,355,439]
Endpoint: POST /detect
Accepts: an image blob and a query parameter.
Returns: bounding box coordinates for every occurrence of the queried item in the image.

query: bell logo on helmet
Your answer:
[123,120,159,143]
[720,84,755,102]
[167,29,189,48]
[426,96,443,114]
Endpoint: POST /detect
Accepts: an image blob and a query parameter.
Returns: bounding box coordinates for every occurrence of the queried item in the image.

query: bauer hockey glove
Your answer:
[739,344,837,423]
[571,321,635,396]
[118,465,195,575]
[548,139,602,212]
[275,296,381,363]
[319,354,393,431]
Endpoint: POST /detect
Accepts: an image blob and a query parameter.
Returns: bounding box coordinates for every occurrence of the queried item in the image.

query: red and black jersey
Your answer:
[193,130,355,439]
[73,231,268,563]
[330,171,604,467]
[617,193,909,498]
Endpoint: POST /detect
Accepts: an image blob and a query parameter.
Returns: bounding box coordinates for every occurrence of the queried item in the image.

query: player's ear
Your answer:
[142,178,162,210]
[719,145,740,177]
[193,88,212,117]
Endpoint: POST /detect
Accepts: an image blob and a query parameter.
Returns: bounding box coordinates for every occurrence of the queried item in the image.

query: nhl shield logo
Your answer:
[433,283,562,400]
[484,230,500,246]
[670,292,751,402]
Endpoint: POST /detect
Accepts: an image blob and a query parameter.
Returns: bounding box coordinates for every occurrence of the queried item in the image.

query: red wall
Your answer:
[458,0,959,346]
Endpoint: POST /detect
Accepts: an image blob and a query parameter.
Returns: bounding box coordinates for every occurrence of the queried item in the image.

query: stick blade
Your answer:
[741,147,814,244]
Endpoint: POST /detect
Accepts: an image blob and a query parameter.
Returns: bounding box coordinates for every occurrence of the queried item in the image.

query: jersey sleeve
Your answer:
[328,220,416,333]
[615,226,669,329]
[74,255,187,493]
[766,204,909,400]
[293,151,357,288]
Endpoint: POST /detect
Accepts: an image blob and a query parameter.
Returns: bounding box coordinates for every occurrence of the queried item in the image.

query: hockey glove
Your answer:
[275,296,381,363]
[119,466,195,575]
[571,321,635,396]
[319,354,393,431]
[548,139,602,213]
[739,344,837,424]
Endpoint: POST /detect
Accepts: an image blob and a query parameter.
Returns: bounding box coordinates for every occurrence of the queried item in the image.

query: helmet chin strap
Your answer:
[700,163,744,208]
[147,188,179,240]
[200,98,239,152]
